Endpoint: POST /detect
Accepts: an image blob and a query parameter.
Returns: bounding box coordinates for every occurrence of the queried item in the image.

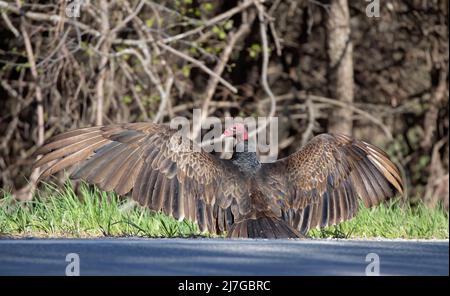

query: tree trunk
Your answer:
[96,0,110,126]
[326,0,354,135]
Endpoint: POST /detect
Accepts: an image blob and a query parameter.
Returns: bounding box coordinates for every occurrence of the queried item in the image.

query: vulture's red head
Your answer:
[222,123,248,143]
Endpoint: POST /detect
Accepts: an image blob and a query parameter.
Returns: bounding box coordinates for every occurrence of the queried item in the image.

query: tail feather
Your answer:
[227,216,304,239]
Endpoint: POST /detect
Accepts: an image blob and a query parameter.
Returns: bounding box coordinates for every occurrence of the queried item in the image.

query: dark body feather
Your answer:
[231,141,261,174]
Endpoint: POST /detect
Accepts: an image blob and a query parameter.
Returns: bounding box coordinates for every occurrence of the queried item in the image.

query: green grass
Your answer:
[309,200,449,239]
[0,182,200,238]
[0,182,448,239]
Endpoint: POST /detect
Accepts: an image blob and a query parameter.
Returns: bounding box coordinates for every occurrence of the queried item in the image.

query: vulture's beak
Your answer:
[222,129,234,138]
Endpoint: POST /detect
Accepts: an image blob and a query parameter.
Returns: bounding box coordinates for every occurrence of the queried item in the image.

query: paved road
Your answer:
[0,238,447,275]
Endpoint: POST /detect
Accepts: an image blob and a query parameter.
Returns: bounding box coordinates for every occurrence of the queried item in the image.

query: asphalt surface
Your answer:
[0,238,447,276]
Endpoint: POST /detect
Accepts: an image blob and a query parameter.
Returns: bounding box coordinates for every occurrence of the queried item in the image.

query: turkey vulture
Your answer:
[33,122,403,238]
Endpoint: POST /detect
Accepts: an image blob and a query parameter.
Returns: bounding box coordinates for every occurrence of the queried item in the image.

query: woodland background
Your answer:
[0,0,448,209]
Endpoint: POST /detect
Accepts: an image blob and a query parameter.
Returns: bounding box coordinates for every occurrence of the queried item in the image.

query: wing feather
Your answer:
[259,133,403,235]
[34,123,245,235]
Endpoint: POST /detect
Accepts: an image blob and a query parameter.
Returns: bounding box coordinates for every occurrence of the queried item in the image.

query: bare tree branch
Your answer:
[248,0,276,139]
[161,0,254,43]
[157,41,238,93]
[12,0,44,200]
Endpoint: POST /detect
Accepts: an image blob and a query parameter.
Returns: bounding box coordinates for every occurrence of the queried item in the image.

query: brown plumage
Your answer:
[33,122,403,238]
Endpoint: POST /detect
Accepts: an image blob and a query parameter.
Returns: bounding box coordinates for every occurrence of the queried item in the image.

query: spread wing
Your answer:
[33,122,248,234]
[258,134,403,234]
